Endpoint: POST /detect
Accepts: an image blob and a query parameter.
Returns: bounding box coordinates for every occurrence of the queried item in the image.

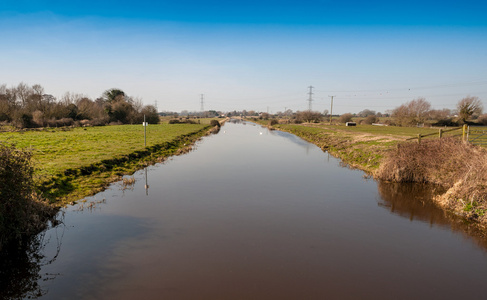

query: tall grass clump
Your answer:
[377,138,487,223]
[0,142,56,251]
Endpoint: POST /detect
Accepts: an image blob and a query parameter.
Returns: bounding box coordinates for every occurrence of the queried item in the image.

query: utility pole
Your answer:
[200,94,204,111]
[154,100,158,112]
[307,85,314,111]
[328,95,335,124]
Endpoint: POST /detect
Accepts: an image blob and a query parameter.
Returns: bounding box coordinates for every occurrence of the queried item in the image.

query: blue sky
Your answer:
[1,1,486,114]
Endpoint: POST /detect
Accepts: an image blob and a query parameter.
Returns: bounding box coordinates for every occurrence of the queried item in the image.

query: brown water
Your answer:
[2,120,487,299]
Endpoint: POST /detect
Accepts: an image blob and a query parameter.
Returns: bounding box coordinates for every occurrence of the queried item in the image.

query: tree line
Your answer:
[0,83,160,129]
[390,96,485,126]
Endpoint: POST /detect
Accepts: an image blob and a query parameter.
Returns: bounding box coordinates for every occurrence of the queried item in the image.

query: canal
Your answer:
[3,120,487,299]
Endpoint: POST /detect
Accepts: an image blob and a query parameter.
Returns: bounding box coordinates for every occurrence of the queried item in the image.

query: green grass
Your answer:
[0,123,214,202]
[1,124,208,179]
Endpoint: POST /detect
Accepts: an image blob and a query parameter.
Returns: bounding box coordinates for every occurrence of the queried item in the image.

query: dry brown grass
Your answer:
[122,177,136,186]
[377,138,487,224]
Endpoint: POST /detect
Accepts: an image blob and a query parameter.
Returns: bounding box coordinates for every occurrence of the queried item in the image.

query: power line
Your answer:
[315,79,487,94]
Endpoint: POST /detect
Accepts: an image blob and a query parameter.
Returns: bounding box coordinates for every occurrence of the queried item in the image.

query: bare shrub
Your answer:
[141,105,160,124]
[338,113,353,123]
[377,138,471,185]
[268,119,278,126]
[363,115,378,125]
[0,142,56,250]
[80,119,91,126]
[210,119,221,127]
[12,111,34,129]
[57,118,74,127]
[89,117,109,126]
[296,111,322,123]
[32,110,45,127]
[377,138,487,222]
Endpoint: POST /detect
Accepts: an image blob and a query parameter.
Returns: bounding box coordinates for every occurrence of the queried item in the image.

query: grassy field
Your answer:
[0,121,215,202]
[1,123,208,178]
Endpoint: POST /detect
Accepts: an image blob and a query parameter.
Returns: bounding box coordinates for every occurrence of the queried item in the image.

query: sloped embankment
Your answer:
[274,124,397,173]
[376,138,487,225]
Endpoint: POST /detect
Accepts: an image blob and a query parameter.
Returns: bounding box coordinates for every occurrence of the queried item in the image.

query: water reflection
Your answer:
[0,224,63,300]
[144,167,149,196]
[377,182,448,225]
[377,181,487,250]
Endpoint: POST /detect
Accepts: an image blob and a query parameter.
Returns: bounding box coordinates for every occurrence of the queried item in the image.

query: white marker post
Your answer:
[143,115,148,147]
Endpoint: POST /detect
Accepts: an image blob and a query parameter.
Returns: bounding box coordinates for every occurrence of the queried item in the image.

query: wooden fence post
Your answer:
[418,134,422,144]
[462,124,467,142]
[439,128,443,138]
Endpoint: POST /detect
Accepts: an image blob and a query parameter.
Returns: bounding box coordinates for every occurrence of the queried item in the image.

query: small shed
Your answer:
[346,122,356,126]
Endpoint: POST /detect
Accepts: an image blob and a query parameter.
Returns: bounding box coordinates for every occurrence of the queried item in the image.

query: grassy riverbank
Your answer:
[257,120,487,228]
[1,120,219,203]
[268,123,409,173]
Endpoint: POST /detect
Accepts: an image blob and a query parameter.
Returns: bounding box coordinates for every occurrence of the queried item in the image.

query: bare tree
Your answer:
[392,98,431,126]
[457,96,483,123]
[296,110,322,123]
[15,82,32,108]
[61,92,85,105]
[408,97,431,123]
[357,109,376,117]
[131,97,144,113]
[32,84,44,96]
